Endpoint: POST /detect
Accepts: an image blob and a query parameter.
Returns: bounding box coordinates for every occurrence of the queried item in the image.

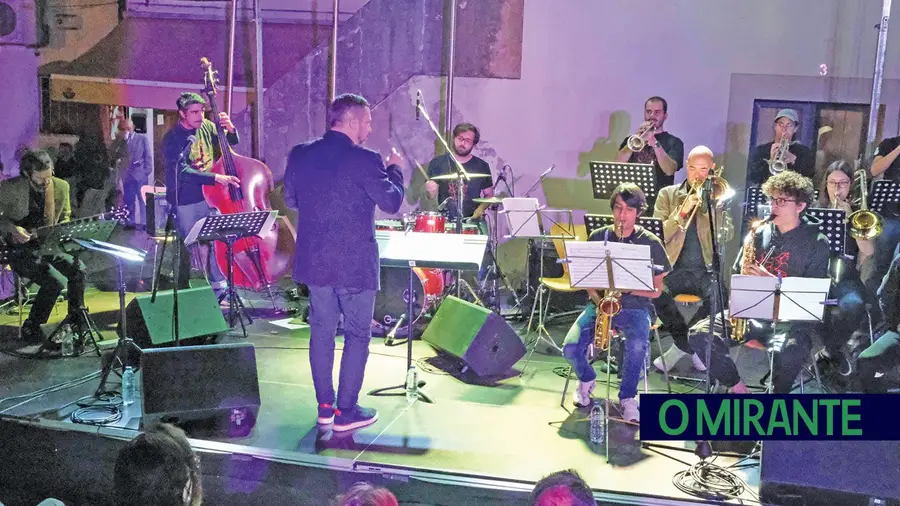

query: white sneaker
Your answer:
[620,397,640,422]
[653,344,687,372]
[573,379,595,408]
[691,353,707,372]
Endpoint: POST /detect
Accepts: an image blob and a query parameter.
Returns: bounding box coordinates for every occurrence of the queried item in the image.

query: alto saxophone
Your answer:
[593,222,624,350]
[730,225,759,342]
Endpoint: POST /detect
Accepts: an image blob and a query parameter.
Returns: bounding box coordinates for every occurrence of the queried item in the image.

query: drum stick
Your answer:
[415,160,430,180]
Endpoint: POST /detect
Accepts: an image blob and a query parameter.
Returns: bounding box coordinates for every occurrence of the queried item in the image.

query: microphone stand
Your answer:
[702,178,730,394]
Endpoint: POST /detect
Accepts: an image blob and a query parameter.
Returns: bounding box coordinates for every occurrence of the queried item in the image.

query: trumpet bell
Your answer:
[627,135,646,152]
[769,159,786,175]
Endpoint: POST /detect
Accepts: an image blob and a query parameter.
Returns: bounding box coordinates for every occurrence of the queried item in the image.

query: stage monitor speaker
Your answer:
[421,296,525,377]
[761,440,900,504]
[122,286,228,348]
[140,342,261,431]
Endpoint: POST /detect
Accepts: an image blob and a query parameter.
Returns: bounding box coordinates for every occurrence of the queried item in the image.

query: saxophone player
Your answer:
[688,171,831,393]
[562,183,670,422]
[651,146,735,373]
[746,109,815,186]
[616,97,684,209]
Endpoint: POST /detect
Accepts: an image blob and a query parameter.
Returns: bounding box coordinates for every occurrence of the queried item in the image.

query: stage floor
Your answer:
[0,286,768,505]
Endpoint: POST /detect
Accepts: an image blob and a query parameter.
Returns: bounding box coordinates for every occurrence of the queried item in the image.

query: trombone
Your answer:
[848,169,883,240]
[627,122,656,152]
[675,170,734,229]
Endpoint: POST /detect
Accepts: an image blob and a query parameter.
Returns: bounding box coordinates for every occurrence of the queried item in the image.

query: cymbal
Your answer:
[473,197,503,204]
[430,173,492,181]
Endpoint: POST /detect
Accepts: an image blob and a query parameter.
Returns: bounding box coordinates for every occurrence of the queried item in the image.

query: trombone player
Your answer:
[747,109,815,186]
[652,146,735,373]
[616,96,684,209]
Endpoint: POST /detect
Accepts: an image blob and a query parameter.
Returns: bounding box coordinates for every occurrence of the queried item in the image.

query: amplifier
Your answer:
[145,191,169,236]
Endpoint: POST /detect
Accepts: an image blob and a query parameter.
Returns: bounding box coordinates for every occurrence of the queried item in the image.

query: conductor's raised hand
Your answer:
[214,174,241,187]
[386,147,403,167]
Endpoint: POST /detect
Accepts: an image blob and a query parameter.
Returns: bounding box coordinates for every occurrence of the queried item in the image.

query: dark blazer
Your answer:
[284,130,404,290]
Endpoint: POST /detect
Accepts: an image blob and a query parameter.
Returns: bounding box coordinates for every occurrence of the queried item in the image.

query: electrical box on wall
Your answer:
[0,0,38,46]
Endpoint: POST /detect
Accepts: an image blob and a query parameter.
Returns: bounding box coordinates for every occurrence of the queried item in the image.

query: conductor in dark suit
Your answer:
[284,93,405,433]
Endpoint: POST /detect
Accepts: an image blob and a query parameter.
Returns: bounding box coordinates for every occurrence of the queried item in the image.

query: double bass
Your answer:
[199,57,289,291]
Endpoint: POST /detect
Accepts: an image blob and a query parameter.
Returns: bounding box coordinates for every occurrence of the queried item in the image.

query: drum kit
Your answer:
[371,174,520,337]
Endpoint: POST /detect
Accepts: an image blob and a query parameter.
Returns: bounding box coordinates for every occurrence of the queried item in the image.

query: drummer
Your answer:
[423,123,495,228]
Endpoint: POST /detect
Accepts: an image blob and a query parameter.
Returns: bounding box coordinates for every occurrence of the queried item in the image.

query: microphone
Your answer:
[179,135,197,161]
[384,314,406,346]
[498,165,509,181]
[538,164,556,180]
[437,197,452,212]
[415,90,422,121]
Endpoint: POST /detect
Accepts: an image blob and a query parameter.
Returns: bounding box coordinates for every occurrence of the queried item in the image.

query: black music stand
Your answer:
[41,219,119,357]
[186,211,277,338]
[584,214,665,241]
[588,161,655,199]
[806,208,847,256]
[870,180,900,214]
[72,239,147,396]
[368,230,487,404]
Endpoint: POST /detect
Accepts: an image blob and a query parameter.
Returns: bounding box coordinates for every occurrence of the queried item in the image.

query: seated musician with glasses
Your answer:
[562,183,670,422]
[651,146,735,373]
[746,109,815,187]
[813,161,879,376]
[423,123,495,226]
[688,171,831,393]
[856,243,900,393]
[0,150,85,346]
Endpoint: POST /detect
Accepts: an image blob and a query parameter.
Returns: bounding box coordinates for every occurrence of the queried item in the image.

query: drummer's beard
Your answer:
[453,144,473,157]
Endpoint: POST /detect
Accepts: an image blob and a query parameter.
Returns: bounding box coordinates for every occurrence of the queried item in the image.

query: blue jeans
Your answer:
[307,285,377,410]
[562,304,651,400]
[122,176,146,226]
[175,201,226,289]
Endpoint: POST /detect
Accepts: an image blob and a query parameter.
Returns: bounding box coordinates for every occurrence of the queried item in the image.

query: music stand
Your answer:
[41,219,119,357]
[500,199,576,370]
[806,208,847,256]
[870,180,900,214]
[565,237,654,462]
[186,211,277,337]
[584,214,665,241]
[72,239,148,396]
[730,274,830,392]
[368,230,487,404]
[588,161,655,199]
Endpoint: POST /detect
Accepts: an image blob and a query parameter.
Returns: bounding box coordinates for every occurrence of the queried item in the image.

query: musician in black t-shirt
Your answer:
[424,123,494,221]
[616,96,684,208]
[871,135,900,182]
[746,109,815,187]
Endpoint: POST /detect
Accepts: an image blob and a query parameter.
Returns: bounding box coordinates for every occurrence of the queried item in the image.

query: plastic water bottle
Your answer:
[122,366,136,406]
[61,324,74,357]
[405,366,418,404]
[589,403,605,444]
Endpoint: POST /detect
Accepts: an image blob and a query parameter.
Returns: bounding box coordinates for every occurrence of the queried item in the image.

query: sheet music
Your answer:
[730,275,830,321]
[564,240,654,290]
[501,197,541,238]
[729,275,777,319]
[376,231,487,271]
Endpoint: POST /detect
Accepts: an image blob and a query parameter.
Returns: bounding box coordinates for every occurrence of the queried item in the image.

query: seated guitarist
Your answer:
[0,150,85,345]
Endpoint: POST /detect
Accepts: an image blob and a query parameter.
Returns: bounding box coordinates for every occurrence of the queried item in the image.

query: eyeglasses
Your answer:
[826,181,851,188]
[455,136,475,145]
[767,197,797,207]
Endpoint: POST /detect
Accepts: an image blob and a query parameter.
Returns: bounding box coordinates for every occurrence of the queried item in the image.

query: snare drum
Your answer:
[412,212,446,233]
[444,222,480,235]
[372,267,445,335]
[375,219,404,231]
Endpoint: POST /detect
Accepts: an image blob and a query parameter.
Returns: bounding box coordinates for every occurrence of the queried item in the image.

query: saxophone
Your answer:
[730,224,760,342]
[593,222,624,350]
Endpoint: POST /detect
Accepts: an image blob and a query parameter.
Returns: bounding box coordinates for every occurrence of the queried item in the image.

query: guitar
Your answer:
[0,206,129,259]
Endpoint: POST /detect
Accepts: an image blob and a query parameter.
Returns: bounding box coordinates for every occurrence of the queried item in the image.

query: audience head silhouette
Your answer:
[114,423,202,506]
[332,481,398,506]
[531,469,595,506]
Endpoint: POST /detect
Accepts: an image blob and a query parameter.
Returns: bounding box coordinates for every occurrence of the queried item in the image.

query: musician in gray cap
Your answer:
[746,108,815,186]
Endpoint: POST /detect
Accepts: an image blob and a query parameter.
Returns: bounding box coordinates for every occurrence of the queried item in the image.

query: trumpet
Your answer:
[675,170,733,229]
[627,122,656,152]
[848,169,883,240]
[766,135,791,175]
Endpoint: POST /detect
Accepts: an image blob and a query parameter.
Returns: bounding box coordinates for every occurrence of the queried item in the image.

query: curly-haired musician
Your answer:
[746,109,815,187]
[688,171,830,393]
[616,97,684,209]
[0,150,85,346]
[652,146,735,373]
[562,183,670,422]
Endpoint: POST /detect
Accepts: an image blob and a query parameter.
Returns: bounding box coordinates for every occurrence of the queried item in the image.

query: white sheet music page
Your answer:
[729,275,777,319]
[376,231,486,271]
[778,277,831,321]
[501,197,541,238]
[564,240,653,290]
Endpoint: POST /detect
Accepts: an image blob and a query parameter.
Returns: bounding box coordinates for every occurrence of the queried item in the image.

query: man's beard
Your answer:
[454,145,472,157]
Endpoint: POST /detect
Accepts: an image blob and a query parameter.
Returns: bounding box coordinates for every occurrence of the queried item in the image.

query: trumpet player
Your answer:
[562,183,670,422]
[688,171,830,394]
[652,146,735,373]
[747,109,815,186]
[616,97,684,208]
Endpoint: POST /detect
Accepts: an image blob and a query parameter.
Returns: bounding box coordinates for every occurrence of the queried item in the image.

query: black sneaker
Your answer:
[333,405,378,432]
[317,403,335,425]
[21,321,44,344]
